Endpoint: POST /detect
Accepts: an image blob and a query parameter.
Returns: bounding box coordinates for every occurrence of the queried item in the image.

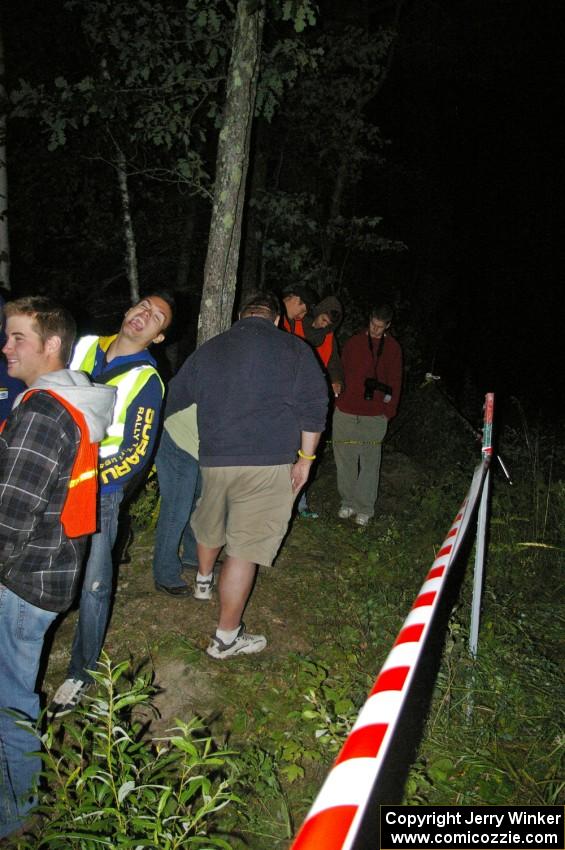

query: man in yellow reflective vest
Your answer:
[48,292,174,717]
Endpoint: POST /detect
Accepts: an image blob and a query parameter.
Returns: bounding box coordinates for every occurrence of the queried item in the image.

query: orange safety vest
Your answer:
[316,331,334,368]
[17,390,98,538]
[282,316,305,338]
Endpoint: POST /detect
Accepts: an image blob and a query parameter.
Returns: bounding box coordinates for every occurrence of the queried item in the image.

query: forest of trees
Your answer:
[1,0,561,411]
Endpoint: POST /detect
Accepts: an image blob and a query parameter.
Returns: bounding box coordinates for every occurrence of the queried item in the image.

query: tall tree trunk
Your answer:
[0,24,10,291]
[116,146,139,304]
[197,0,264,346]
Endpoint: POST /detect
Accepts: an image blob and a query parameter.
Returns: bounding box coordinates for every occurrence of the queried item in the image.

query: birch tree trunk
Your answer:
[116,146,139,304]
[0,25,10,290]
[197,0,264,345]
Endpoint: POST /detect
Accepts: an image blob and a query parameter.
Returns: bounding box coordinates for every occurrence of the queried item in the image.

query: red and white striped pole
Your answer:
[290,465,489,850]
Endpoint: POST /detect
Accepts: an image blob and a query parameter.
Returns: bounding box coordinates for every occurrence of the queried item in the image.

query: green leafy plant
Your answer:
[127,468,160,530]
[16,655,238,849]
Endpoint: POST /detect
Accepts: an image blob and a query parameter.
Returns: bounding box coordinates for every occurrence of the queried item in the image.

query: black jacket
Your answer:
[166,317,328,467]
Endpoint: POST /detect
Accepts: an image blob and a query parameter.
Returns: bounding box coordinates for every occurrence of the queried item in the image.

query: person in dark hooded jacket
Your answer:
[297,296,344,518]
[301,296,344,398]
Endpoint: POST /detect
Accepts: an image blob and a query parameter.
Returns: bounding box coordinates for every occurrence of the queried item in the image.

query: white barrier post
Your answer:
[469,393,494,658]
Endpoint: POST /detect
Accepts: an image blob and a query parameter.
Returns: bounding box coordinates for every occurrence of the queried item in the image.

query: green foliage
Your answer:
[228,746,294,843]
[127,469,161,530]
[402,415,564,808]
[256,39,322,123]
[298,660,360,753]
[280,0,317,33]
[11,0,232,196]
[250,21,405,292]
[16,655,238,849]
[10,391,561,847]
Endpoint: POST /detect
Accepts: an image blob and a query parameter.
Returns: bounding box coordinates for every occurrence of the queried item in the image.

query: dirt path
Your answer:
[43,449,422,740]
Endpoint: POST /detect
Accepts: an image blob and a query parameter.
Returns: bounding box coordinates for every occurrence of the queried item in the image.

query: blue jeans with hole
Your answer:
[68,489,123,683]
[152,430,201,588]
[0,585,57,838]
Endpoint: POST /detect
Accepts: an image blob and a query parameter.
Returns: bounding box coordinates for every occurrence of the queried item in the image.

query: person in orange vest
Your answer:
[280,285,317,337]
[296,296,344,518]
[0,297,115,840]
[302,296,344,398]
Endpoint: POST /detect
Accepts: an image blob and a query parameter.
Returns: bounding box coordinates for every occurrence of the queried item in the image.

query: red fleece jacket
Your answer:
[336,330,403,418]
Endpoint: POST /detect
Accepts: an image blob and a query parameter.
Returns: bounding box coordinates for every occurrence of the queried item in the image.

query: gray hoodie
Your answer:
[1,370,116,611]
[13,368,116,442]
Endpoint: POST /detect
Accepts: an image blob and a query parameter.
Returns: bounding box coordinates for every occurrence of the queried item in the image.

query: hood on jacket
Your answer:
[312,296,343,329]
[13,369,116,442]
[302,295,343,346]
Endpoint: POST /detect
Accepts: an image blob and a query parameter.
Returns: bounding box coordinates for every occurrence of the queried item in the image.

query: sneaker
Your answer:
[354,513,370,527]
[299,508,319,519]
[47,678,90,718]
[338,506,355,519]
[194,574,214,600]
[206,623,267,659]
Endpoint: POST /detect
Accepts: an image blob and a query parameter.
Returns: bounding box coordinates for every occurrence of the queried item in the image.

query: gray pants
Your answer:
[332,409,388,518]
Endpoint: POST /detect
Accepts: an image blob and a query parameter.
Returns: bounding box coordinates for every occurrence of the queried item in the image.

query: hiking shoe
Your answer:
[338,506,355,519]
[299,508,319,519]
[194,575,214,600]
[354,513,370,527]
[206,624,267,659]
[47,678,90,718]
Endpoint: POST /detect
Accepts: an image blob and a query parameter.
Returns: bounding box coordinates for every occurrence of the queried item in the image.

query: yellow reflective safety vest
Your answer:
[70,335,164,459]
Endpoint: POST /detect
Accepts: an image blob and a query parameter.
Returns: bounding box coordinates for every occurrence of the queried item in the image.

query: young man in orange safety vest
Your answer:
[0,297,115,840]
[280,284,317,336]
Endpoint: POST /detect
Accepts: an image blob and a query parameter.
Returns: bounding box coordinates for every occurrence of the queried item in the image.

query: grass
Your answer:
[7,388,564,847]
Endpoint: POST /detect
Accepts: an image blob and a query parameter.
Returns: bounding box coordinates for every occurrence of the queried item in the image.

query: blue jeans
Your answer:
[152,430,201,587]
[68,489,123,683]
[0,585,57,838]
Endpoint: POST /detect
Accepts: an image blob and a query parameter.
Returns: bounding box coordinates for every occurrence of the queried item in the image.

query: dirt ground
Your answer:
[42,448,422,738]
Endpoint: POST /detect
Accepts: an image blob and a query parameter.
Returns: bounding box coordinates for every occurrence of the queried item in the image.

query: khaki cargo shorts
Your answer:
[190,465,295,566]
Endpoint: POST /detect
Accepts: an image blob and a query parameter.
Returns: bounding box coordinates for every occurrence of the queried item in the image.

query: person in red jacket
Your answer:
[333,304,402,526]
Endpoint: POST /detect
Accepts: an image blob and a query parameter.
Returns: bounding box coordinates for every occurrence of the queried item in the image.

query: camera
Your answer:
[364,377,392,401]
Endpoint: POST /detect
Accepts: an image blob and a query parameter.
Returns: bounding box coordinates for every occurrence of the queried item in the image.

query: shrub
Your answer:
[16,655,238,849]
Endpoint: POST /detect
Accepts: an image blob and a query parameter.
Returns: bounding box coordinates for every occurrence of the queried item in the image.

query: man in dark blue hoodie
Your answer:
[165,291,328,659]
[0,292,26,423]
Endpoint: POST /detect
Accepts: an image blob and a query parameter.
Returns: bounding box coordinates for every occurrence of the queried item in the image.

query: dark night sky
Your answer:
[2,0,563,419]
[375,0,564,417]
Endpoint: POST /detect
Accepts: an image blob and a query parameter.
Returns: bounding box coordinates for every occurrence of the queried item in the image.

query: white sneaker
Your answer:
[354,513,370,527]
[206,624,267,659]
[194,575,214,600]
[47,678,90,718]
[338,506,355,519]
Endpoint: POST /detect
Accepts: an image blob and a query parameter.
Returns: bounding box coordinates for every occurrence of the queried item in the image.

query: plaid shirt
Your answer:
[0,391,86,612]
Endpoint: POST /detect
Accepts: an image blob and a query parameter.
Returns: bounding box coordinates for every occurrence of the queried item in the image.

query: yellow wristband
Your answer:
[298,449,316,461]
